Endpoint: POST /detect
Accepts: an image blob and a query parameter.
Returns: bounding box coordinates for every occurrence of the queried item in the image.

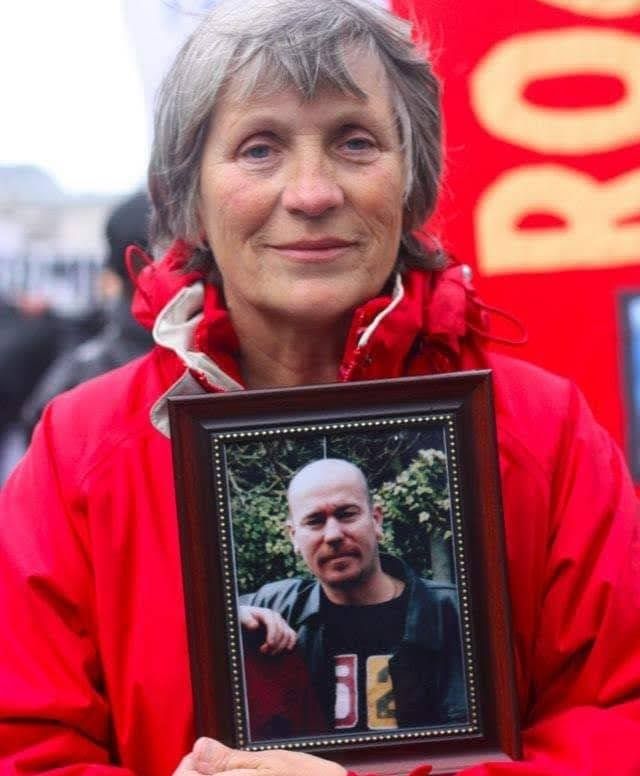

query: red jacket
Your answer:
[1,244,639,776]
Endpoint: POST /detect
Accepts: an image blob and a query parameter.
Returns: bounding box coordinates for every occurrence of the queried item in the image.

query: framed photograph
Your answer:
[169,371,520,775]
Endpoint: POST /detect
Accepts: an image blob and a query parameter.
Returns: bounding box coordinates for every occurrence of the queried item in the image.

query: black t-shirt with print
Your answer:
[322,588,408,733]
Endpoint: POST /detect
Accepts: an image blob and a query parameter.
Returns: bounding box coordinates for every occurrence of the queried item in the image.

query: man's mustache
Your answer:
[318,548,361,565]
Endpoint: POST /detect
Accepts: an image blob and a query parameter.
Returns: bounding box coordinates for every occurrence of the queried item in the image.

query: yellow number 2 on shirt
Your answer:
[366,655,398,730]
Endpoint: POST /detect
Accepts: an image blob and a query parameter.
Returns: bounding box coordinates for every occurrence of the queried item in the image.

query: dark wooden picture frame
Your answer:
[169,371,520,775]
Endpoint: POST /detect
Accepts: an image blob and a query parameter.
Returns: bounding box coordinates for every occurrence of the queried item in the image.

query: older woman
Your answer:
[1,2,639,776]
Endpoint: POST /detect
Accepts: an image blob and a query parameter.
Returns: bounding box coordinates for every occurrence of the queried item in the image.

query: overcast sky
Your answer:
[0,0,388,198]
[0,1,149,196]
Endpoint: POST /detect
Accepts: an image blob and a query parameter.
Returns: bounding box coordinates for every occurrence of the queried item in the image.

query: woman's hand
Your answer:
[238,605,297,655]
[176,737,347,776]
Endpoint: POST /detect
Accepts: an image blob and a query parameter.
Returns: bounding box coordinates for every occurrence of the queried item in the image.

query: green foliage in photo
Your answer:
[225,427,453,594]
[375,448,451,578]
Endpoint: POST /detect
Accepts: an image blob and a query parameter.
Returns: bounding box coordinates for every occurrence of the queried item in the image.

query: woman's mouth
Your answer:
[270,238,357,262]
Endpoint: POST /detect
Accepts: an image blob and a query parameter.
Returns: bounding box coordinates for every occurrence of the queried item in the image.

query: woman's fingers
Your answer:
[190,738,347,776]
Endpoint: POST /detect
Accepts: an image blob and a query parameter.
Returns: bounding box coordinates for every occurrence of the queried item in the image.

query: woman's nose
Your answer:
[281,156,344,217]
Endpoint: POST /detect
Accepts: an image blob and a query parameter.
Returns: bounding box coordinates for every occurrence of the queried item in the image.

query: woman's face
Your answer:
[197,51,405,328]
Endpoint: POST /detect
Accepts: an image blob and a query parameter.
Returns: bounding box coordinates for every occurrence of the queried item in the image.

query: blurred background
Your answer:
[1,0,639,487]
[0,1,206,479]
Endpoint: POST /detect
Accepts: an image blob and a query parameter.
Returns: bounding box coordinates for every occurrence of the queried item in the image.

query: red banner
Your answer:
[392,0,640,477]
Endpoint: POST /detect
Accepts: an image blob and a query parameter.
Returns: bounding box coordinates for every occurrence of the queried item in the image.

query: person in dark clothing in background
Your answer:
[0,296,58,437]
[21,191,154,435]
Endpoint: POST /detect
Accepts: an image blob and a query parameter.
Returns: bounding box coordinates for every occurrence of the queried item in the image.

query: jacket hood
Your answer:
[128,240,204,330]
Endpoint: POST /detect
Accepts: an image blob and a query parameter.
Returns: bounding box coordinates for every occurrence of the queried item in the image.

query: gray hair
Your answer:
[149,0,445,277]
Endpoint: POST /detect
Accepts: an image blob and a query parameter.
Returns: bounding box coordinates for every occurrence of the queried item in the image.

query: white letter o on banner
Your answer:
[471,27,640,154]
[540,0,640,17]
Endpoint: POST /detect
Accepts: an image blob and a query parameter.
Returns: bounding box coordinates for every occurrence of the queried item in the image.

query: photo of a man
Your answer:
[239,457,468,738]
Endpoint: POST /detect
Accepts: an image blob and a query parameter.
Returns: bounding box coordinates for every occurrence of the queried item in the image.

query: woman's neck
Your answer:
[229,305,353,389]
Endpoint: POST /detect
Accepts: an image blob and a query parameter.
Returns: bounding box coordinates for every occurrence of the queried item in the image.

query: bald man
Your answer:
[240,458,468,734]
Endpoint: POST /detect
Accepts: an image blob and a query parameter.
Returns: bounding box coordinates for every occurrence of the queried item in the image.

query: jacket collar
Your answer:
[292,554,410,627]
[131,241,491,437]
[293,553,452,652]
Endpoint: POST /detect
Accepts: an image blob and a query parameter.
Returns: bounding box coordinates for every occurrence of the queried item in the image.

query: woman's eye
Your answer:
[241,144,272,160]
[342,136,375,152]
